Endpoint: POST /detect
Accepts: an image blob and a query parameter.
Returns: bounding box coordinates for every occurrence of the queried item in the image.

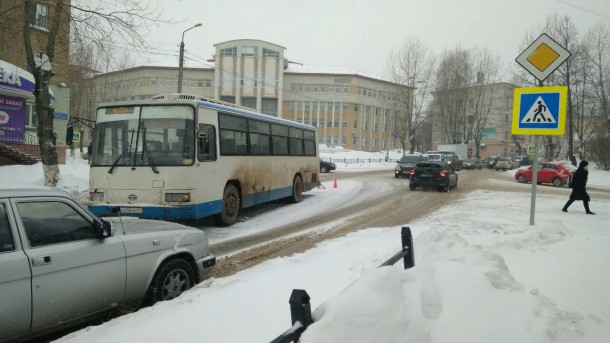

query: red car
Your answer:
[514,162,575,187]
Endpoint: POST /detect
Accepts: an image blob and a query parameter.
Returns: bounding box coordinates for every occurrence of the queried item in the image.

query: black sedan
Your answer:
[320,159,336,173]
[408,162,458,192]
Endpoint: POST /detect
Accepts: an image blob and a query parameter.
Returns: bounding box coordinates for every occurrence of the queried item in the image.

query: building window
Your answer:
[220,47,237,56]
[290,84,295,92]
[25,103,37,128]
[305,84,310,92]
[150,79,156,86]
[166,80,172,87]
[320,85,326,93]
[198,80,203,88]
[158,79,164,87]
[190,80,195,88]
[262,48,279,57]
[206,80,212,88]
[242,46,257,57]
[343,86,349,94]
[298,84,303,92]
[313,85,318,93]
[30,2,48,29]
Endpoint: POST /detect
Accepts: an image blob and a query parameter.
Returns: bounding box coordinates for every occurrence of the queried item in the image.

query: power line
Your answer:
[555,0,610,20]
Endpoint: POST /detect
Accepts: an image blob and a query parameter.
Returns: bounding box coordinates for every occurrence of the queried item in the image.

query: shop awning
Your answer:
[0,59,54,101]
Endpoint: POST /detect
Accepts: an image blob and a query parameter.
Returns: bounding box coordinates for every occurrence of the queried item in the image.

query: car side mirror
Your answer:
[94,220,113,238]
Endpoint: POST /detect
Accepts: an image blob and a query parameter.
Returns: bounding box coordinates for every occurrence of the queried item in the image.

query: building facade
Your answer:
[0,0,71,164]
[92,39,411,152]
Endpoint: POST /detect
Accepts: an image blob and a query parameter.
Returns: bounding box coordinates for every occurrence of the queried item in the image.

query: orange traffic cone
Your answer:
[333,178,338,188]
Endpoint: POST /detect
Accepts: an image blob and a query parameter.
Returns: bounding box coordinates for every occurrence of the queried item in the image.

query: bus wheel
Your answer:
[216,184,240,226]
[290,175,303,203]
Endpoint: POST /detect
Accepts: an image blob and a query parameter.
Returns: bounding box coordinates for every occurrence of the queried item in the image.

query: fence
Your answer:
[269,226,415,343]
[321,157,397,164]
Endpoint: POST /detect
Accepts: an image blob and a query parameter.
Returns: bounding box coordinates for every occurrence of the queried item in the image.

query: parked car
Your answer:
[514,161,575,187]
[320,159,336,173]
[0,186,216,343]
[485,156,499,169]
[443,154,463,171]
[394,154,427,178]
[495,157,514,170]
[513,155,532,167]
[463,158,483,170]
[409,162,458,192]
[426,153,444,163]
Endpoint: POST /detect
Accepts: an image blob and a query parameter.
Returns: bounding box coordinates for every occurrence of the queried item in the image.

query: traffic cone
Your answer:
[333,178,338,188]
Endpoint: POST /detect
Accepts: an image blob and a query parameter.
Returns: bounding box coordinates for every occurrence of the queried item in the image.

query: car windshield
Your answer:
[498,157,510,162]
[427,154,442,161]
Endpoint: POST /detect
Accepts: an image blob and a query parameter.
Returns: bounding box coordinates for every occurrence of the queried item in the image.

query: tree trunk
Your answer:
[34,69,60,186]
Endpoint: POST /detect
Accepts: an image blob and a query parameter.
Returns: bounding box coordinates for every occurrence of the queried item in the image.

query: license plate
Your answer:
[120,207,143,214]
[421,173,432,178]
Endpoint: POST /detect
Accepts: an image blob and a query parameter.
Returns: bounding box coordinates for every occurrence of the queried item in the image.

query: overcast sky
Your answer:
[137,0,610,80]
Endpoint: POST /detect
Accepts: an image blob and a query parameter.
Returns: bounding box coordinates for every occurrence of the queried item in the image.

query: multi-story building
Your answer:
[0,0,70,165]
[430,82,534,159]
[92,39,412,152]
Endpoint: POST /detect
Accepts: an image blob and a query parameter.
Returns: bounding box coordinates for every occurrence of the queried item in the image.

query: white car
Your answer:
[0,186,215,343]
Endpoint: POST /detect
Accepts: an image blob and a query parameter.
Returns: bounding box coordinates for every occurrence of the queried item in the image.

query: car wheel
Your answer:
[290,175,303,203]
[552,177,562,187]
[321,166,328,173]
[395,174,399,179]
[215,184,240,226]
[517,174,526,183]
[151,258,195,303]
[409,184,416,191]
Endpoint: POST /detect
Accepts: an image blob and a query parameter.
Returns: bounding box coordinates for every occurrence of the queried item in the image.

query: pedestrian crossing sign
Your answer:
[512,86,567,135]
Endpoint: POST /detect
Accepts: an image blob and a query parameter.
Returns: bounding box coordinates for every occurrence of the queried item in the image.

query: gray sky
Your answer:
[137,0,610,80]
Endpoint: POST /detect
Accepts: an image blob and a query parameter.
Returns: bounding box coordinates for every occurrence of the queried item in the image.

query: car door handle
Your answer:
[31,256,52,266]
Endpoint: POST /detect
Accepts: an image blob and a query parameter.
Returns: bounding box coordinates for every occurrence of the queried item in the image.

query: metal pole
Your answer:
[529,79,544,225]
[177,23,202,94]
[177,40,185,93]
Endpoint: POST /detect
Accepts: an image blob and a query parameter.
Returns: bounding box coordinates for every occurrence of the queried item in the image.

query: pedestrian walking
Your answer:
[562,160,595,215]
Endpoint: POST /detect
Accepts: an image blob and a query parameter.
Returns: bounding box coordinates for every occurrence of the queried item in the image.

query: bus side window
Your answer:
[198,124,217,162]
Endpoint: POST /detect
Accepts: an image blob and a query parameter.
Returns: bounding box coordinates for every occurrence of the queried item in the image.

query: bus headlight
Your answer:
[165,193,191,202]
[90,192,104,202]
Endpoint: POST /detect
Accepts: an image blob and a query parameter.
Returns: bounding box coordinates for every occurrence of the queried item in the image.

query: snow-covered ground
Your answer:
[2,147,610,343]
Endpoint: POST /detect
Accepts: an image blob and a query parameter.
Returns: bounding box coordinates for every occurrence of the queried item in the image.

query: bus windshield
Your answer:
[91,105,195,168]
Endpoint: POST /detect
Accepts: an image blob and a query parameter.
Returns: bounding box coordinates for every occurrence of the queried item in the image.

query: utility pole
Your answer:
[177,23,202,93]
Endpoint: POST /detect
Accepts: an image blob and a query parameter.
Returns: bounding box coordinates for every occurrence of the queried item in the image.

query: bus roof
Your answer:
[97,94,316,131]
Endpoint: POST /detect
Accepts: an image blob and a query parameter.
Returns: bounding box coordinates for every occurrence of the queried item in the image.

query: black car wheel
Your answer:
[517,174,526,183]
[216,184,240,226]
[552,177,562,187]
[409,184,416,191]
[321,166,328,173]
[290,175,303,203]
[150,258,195,303]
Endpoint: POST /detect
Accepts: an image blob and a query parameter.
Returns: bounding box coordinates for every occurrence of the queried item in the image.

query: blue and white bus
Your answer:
[88,94,319,226]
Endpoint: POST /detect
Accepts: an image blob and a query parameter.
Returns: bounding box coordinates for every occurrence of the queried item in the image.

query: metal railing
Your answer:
[321,157,397,164]
[270,226,414,343]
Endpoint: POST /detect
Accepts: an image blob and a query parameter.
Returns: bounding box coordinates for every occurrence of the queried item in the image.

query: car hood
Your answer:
[105,217,193,235]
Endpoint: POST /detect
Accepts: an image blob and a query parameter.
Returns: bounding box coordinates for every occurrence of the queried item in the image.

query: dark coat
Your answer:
[569,167,590,201]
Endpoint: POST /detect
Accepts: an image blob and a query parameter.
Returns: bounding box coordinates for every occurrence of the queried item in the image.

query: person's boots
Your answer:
[584,201,595,215]
[562,199,574,212]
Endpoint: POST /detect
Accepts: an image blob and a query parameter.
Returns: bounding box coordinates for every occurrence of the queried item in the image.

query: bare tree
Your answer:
[584,22,610,134]
[385,38,435,154]
[22,0,162,186]
[431,46,474,145]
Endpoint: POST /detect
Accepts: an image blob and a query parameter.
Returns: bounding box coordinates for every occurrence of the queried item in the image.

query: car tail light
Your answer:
[165,193,191,202]
[440,170,447,177]
[410,169,415,176]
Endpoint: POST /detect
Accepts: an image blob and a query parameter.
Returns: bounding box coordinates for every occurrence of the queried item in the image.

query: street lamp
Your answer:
[178,23,202,93]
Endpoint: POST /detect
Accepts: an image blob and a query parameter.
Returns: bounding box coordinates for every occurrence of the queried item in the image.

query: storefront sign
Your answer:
[0,95,26,143]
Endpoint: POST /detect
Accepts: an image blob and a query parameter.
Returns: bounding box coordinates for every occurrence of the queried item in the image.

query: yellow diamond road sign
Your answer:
[516,33,571,82]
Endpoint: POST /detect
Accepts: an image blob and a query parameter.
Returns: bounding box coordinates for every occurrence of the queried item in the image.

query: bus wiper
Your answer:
[142,139,159,174]
[108,152,127,174]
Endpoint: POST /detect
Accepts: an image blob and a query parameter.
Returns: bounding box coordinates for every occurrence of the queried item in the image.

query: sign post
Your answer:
[514,33,570,225]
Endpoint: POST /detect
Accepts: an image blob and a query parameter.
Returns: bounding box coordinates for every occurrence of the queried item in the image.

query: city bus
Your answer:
[88,94,319,226]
